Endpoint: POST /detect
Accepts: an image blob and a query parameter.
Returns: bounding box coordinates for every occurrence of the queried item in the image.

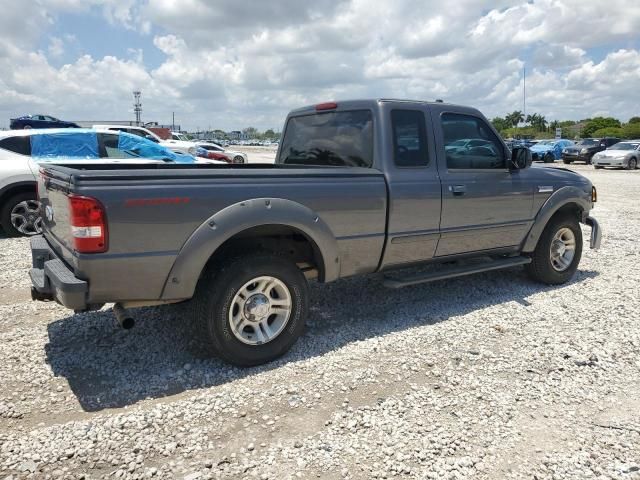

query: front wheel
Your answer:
[562,158,572,164]
[594,165,604,170]
[525,215,583,285]
[627,157,637,170]
[190,252,309,366]
[544,153,555,163]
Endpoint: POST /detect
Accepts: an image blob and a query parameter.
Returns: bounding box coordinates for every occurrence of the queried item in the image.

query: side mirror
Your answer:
[510,146,532,170]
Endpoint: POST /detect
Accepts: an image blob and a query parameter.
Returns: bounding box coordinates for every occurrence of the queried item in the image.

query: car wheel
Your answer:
[627,157,637,170]
[594,165,604,170]
[525,215,583,285]
[544,153,554,163]
[562,158,572,164]
[233,155,245,164]
[585,155,593,165]
[0,192,42,237]
[190,252,308,366]
[23,125,32,130]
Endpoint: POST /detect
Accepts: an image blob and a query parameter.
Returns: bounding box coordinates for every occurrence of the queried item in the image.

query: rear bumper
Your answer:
[29,236,90,311]
[585,216,602,250]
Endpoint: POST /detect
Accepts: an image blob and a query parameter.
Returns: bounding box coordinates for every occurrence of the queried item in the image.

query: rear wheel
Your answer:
[594,165,604,170]
[525,215,583,285]
[190,252,308,366]
[0,192,42,237]
[543,153,554,163]
[23,125,32,130]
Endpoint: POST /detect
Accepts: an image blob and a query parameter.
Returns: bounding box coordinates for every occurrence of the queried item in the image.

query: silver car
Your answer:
[592,140,640,170]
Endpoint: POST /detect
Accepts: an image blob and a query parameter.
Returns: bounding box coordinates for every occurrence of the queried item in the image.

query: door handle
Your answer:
[451,185,467,196]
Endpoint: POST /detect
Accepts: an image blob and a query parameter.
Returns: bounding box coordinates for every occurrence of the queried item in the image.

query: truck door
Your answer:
[380,105,442,268]
[430,107,534,257]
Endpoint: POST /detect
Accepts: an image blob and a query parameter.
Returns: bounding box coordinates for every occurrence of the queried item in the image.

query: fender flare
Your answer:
[161,198,341,300]
[522,186,591,252]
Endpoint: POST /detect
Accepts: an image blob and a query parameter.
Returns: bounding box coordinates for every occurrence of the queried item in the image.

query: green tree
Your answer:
[264,129,275,138]
[582,117,621,137]
[591,127,625,138]
[622,122,640,138]
[506,111,524,128]
[628,116,640,124]
[243,127,259,138]
[491,117,510,132]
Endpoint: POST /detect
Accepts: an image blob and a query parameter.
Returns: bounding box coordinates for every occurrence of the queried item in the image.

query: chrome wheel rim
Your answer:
[229,276,292,345]
[10,200,42,235]
[550,227,576,272]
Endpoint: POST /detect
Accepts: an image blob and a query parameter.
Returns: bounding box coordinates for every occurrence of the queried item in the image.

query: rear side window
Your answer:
[279,110,373,167]
[441,113,505,169]
[391,110,429,167]
[0,136,31,155]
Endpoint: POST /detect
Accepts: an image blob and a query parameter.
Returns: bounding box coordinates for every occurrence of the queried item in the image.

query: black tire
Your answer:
[0,192,40,237]
[562,158,571,164]
[525,215,583,285]
[627,157,637,170]
[585,155,592,165]
[594,165,604,170]
[544,153,554,163]
[233,155,245,164]
[190,252,308,366]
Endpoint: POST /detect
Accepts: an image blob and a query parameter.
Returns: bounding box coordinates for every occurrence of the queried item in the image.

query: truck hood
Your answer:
[530,164,591,188]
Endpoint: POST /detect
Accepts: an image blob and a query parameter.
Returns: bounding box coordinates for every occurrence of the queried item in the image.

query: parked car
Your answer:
[591,141,640,170]
[192,142,248,163]
[0,129,187,236]
[30,99,600,367]
[530,139,575,163]
[562,137,621,164]
[10,115,80,130]
[92,125,197,154]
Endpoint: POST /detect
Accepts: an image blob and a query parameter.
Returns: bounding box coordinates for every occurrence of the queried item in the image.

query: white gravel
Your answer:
[1,163,639,480]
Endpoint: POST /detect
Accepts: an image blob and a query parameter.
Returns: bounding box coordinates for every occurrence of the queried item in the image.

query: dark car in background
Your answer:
[9,115,80,130]
[562,137,620,164]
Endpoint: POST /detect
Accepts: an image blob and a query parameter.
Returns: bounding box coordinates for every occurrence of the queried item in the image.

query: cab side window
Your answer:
[391,110,429,167]
[442,113,505,169]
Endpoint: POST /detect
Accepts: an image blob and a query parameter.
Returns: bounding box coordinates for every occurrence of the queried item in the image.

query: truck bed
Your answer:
[38,163,388,305]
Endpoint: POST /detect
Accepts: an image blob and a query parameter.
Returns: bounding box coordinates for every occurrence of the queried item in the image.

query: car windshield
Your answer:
[449,140,467,146]
[173,133,189,141]
[577,139,599,146]
[536,140,553,145]
[609,142,639,150]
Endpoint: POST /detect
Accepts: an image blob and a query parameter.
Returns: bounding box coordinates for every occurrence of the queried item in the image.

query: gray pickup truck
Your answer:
[29,99,601,366]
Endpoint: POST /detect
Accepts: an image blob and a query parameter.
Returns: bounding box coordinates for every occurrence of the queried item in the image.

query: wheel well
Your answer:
[204,224,325,281]
[0,183,36,210]
[550,202,583,224]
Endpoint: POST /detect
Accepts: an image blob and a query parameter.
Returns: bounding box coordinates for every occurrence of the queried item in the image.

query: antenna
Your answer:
[133,91,142,126]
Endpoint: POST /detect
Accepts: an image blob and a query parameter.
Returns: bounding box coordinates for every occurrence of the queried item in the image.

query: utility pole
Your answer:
[133,91,142,126]
[523,66,526,124]
[172,112,175,131]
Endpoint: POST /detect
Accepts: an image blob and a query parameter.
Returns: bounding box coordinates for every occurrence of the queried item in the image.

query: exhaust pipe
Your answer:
[113,303,135,329]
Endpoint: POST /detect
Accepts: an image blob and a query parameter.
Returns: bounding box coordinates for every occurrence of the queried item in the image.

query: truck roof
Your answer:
[288,98,474,115]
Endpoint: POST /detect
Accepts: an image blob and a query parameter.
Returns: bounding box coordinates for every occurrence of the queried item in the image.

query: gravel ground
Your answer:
[1,163,639,480]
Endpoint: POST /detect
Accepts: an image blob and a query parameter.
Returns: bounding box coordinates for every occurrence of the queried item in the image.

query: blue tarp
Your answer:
[117,132,193,163]
[31,130,99,159]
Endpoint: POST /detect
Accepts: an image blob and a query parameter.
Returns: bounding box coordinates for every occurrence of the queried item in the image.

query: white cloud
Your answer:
[0,0,639,130]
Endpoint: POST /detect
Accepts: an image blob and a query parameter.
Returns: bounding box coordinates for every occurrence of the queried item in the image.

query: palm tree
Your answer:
[507,111,524,128]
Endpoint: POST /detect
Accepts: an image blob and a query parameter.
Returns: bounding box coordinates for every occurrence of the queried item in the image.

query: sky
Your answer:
[0,0,639,131]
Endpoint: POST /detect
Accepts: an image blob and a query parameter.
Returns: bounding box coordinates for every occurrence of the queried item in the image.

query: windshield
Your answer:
[279,110,373,167]
[173,133,189,141]
[536,140,553,145]
[577,139,599,146]
[609,142,639,150]
[449,139,467,146]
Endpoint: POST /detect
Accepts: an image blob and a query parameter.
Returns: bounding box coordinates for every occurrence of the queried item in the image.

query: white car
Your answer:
[0,128,175,236]
[592,141,640,170]
[193,142,248,163]
[92,125,197,154]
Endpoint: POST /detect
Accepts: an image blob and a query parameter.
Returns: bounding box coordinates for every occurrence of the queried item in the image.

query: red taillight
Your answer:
[68,195,108,253]
[315,102,337,111]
